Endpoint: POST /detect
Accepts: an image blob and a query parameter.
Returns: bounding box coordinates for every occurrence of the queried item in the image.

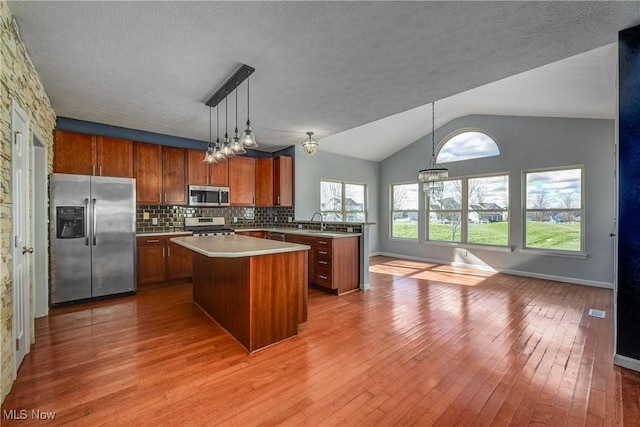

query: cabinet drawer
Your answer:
[314,238,333,247]
[315,267,333,288]
[314,246,333,258]
[137,236,166,246]
[316,255,332,268]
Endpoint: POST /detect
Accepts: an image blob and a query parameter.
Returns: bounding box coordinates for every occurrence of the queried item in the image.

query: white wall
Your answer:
[380,115,616,287]
[294,145,380,254]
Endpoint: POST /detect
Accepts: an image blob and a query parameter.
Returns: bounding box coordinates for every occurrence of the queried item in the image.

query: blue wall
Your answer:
[617,24,640,362]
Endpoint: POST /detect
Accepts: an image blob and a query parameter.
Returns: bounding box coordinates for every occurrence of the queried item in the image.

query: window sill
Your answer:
[518,248,587,259]
[390,237,420,243]
[423,241,514,253]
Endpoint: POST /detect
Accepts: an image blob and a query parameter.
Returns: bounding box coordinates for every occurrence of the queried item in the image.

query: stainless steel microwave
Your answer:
[188,185,230,207]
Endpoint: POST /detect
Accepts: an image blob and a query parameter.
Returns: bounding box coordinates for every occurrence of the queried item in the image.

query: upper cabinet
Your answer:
[274,156,293,207]
[255,158,273,207]
[54,130,133,178]
[229,157,256,206]
[134,142,188,205]
[187,149,229,186]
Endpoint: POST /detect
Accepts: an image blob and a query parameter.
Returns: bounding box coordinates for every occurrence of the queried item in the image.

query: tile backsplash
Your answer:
[136,205,295,233]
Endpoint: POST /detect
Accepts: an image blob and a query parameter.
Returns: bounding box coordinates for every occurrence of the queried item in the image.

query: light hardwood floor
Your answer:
[2,256,639,426]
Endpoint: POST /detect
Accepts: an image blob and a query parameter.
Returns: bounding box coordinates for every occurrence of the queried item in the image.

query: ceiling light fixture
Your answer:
[418,101,448,191]
[231,85,246,154]
[242,76,258,148]
[301,132,319,156]
[221,97,235,157]
[205,64,256,153]
[202,107,217,163]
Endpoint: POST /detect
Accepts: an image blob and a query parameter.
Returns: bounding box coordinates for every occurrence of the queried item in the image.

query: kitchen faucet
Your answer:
[310,211,326,231]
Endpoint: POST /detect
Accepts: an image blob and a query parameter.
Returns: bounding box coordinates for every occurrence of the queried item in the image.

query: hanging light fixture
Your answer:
[231,85,246,154]
[214,103,226,162]
[221,97,235,157]
[418,101,448,190]
[301,131,319,156]
[242,76,259,148]
[202,107,217,163]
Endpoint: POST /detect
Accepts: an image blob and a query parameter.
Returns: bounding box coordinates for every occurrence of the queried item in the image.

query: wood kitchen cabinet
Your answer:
[187,149,229,186]
[134,142,188,205]
[229,156,256,206]
[285,234,359,294]
[136,234,193,284]
[235,230,268,238]
[274,156,293,206]
[54,130,133,178]
[255,158,273,206]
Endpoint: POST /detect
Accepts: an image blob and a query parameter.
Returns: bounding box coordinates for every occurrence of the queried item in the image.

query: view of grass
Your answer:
[525,221,581,251]
[393,220,581,251]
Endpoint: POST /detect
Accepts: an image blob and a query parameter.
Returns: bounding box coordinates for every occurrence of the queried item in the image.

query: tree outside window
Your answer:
[427,179,463,242]
[320,180,366,222]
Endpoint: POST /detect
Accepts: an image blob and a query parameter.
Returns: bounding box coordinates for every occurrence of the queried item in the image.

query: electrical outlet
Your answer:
[274,217,278,222]
[152,218,158,226]
[288,217,292,223]
[347,227,354,232]
[233,217,238,223]
[143,211,150,220]
[298,224,303,229]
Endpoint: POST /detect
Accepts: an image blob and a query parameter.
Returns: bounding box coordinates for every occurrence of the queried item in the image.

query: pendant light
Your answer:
[301,131,319,156]
[418,101,448,191]
[242,76,258,148]
[202,107,217,163]
[214,103,226,161]
[231,85,246,154]
[221,97,235,157]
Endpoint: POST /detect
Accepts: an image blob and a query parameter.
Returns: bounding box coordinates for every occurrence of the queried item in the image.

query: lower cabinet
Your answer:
[137,234,193,284]
[285,234,359,294]
[235,230,269,239]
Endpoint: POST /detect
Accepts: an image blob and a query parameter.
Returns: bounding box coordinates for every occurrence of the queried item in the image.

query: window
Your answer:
[524,167,583,252]
[437,130,500,163]
[427,179,463,242]
[426,174,510,246]
[320,180,366,222]
[391,183,419,239]
[468,175,509,246]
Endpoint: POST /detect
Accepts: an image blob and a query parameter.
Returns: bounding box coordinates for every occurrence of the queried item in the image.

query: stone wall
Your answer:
[1,0,56,404]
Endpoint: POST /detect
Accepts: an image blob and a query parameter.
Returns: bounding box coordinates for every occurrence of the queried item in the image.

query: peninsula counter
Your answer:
[171,235,310,353]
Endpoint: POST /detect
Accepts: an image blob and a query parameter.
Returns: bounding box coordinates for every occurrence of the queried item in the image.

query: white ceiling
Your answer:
[7,1,640,161]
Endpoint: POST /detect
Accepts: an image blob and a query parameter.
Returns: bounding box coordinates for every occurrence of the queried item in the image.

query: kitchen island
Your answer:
[170,235,310,353]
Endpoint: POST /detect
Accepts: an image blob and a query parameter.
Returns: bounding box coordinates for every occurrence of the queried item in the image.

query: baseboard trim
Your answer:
[375,252,614,289]
[614,354,640,372]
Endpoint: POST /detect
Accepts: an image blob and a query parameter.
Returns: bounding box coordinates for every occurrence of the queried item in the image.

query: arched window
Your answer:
[436,130,500,163]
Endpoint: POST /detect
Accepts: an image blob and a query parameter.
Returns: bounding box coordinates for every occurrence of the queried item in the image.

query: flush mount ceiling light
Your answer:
[205,64,256,154]
[301,131,319,156]
[418,101,448,191]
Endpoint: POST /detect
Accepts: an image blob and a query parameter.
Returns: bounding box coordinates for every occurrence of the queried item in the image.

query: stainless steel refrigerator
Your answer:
[50,173,136,305]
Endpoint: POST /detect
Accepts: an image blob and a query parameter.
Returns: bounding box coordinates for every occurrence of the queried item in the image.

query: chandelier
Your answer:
[418,101,448,190]
[301,132,319,156]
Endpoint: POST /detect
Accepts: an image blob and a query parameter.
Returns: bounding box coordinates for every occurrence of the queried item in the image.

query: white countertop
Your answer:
[170,235,311,258]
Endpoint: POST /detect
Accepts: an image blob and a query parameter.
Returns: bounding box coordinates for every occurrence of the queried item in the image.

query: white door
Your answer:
[12,99,31,372]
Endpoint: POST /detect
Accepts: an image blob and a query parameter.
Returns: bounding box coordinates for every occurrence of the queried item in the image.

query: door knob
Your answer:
[22,246,33,255]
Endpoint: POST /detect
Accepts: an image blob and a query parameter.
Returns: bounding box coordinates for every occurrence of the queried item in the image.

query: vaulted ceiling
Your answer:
[7,1,640,161]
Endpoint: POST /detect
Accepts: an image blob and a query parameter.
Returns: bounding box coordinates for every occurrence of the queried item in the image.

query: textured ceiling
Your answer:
[7,1,640,161]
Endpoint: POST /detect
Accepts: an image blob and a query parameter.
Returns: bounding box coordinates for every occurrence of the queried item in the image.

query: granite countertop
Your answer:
[234,227,362,238]
[170,235,311,258]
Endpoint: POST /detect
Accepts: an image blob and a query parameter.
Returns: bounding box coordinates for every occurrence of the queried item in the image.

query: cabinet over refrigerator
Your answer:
[50,173,137,305]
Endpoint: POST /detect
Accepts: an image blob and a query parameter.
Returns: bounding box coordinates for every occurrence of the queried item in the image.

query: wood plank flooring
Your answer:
[2,255,639,426]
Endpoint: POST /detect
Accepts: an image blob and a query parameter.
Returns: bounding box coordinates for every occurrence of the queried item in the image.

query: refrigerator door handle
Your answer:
[84,198,90,246]
[92,198,97,246]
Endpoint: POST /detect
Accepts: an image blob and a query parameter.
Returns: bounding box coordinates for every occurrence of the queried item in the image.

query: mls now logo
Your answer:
[3,409,56,420]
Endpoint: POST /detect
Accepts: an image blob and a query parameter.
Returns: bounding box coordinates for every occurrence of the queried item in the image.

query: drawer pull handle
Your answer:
[318,250,328,255]
[318,240,328,245]
[319,260,328,265]
[147,239,160,243]
[319,275,328,280]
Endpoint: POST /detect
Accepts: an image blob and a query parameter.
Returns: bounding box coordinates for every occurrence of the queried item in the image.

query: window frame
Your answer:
[425,173,511,248]
[522,165,585,255]
[390,182,420,241]
[436,128,501,164]
[320,179,367,222]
